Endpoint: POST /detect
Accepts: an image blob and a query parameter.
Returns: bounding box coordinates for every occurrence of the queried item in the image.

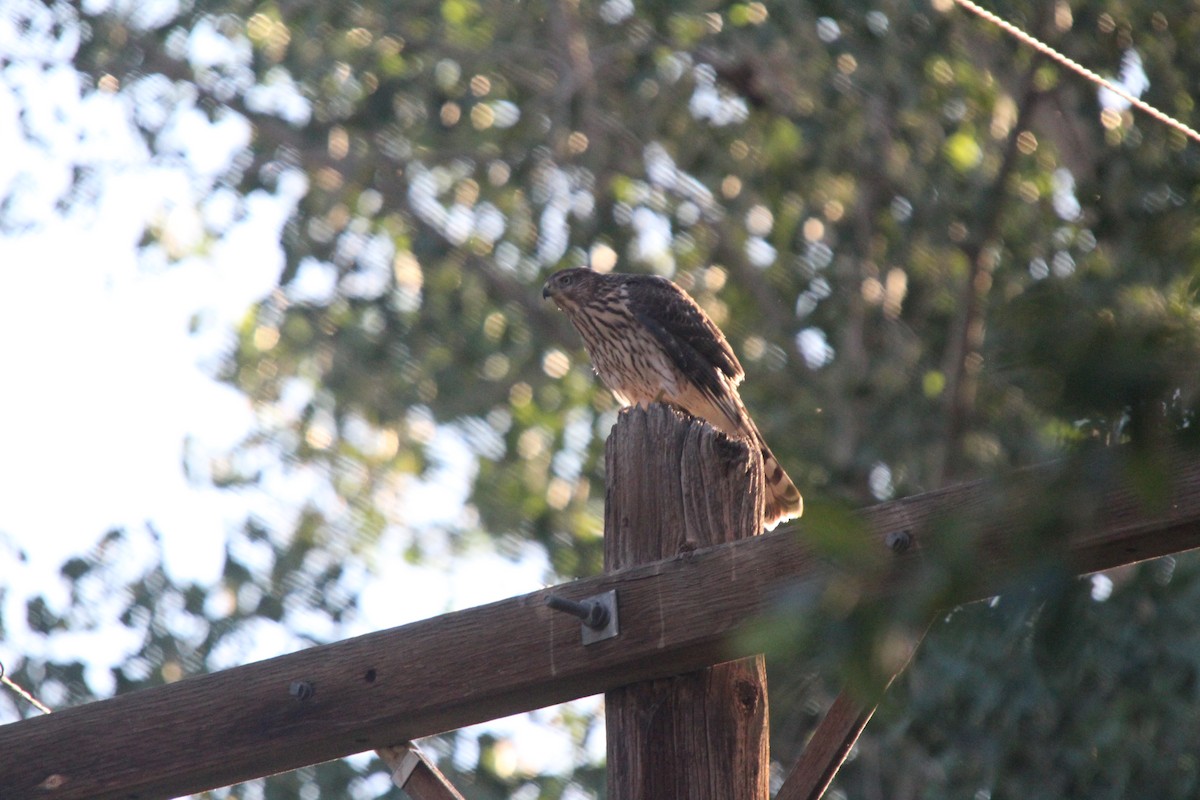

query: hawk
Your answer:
[542,267,802,529]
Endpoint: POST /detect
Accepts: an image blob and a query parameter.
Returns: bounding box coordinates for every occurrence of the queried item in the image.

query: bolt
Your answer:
[289,680,315,700]
[885,529,914,553]
[545,594,610,630]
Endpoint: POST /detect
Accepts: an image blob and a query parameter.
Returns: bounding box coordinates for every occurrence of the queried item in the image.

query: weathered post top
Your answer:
[604,404,766,567]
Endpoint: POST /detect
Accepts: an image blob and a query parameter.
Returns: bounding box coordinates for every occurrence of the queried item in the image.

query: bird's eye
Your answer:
[561,275,573,286]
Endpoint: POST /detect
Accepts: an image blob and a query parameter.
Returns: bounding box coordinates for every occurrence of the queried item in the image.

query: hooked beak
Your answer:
[541,283,552,300]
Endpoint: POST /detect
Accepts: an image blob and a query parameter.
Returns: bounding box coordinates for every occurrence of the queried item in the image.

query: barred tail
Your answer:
[759,441,803,530]
[688,388,802,529]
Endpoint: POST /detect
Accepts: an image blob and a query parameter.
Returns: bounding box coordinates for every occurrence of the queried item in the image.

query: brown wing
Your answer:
[621,275,745,399]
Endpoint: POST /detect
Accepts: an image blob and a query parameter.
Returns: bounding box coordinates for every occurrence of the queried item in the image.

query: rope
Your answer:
[0,659,53,715]
[952,0,1200,145]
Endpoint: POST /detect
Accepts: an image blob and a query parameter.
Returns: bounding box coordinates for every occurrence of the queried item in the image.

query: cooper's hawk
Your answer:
[542,267,803,529]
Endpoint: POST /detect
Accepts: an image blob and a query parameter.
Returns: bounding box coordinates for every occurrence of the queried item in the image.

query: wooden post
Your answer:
[604,405,769,800]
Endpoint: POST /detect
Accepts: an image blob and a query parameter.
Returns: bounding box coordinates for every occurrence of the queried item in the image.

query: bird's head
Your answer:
[542,267,605,312]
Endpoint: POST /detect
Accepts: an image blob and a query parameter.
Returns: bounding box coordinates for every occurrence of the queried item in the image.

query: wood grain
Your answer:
[2,448,1199,799]
[604,405,768,800]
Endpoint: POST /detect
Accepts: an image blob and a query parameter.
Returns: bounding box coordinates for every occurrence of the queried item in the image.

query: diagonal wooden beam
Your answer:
[376,743,466,800]
[775,632,926,800]
[3,453,1200,800]
[776,691,877,800]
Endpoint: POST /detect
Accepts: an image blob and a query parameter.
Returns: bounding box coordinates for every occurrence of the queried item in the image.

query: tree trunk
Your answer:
[604,404,769,800]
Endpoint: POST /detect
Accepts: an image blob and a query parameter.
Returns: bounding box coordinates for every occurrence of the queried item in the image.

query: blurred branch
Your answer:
[549,0,597,144]
[714,230,812,385]
[466,253,571,343]
[828,90,896,492]
[938,57,1044,484]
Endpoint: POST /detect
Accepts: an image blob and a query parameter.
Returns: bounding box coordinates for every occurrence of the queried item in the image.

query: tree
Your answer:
[3,0,1200,797]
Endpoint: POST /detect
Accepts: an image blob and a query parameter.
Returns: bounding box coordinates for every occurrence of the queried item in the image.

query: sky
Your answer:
[0,4,600,782]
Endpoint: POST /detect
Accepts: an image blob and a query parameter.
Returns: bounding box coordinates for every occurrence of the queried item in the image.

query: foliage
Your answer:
[4,0,1200,797]
[859,550,1200,799]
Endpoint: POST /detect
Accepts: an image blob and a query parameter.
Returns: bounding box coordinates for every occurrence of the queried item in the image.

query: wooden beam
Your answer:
[775,691,877,800]
[4,452,1200,800]
[376,743,466,800]
[775,636,928,800]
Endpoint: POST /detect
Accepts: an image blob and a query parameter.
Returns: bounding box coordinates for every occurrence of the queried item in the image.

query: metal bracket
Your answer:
[545,589,620,644]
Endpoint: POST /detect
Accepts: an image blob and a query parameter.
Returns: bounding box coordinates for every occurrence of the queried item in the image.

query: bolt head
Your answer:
[885,529,914,553]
